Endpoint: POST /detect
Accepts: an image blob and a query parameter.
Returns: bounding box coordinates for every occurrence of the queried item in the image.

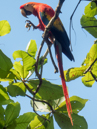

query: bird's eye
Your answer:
[26,4,29,7]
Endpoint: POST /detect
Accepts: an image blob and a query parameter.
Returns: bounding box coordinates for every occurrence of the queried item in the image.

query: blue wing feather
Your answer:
[40,11,74,61]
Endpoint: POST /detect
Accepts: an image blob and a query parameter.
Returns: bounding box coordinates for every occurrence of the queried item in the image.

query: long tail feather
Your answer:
[55,43,73,125]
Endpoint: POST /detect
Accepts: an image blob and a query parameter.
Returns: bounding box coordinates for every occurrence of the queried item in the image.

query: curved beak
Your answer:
[20,9,27,18]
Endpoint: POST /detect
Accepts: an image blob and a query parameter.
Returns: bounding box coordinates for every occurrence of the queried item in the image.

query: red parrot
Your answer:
[20,2,74,125]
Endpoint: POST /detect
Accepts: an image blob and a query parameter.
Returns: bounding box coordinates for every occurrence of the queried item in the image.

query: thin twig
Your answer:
[34,40,45,94]
[69,0,81,44]
[43,0,64,38]
[36,40,45,70]
[42,48,50,59]
[22,80,34,94]
[25,94,54,112]
[22,81,49,121]
[46,39,58,73]
[33,94,50,122]
[40,59,43,77]
[25,93,54,123]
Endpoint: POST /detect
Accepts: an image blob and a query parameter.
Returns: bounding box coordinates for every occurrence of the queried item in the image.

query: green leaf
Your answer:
[37,57,48,72]
[0,20,11,36]
[7,82,26,97]
[0,78,13,82]
[70,96,88,113]
[46,115,54,129]
[30,97,65,113]
[30,99,50,112]
[72,113,88,129]
[28,79,64,100]
[64,66,87,82]
[54,111,72,129]
[13,61,27,79]
[84,1,97,17]
[88,42,97,61]
[15,112,36,129]
[80,1,97,38]
[81,42,97,86]
[1,99,14,105]
[13,50,36,79]
[8,69,21,80]
[48,97,65,110]
[0,85,10,102]
[0,68,21,82]
[82,53,90,67]
[54,112,88,129]
[7,121,17,129]
[5,102,20,125]
[28,57,47,78]
[28,114,54,129]
[0,105,5,128]
[0,50,13,78]
[0,105,4,120]
[55,96,88,114]
[92,63,97,78]
[82,73,95,87]
[26,40,37,57]
[80,15,97,38]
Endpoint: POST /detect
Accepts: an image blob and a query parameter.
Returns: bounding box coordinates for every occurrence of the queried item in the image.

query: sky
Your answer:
[0,0,97,129]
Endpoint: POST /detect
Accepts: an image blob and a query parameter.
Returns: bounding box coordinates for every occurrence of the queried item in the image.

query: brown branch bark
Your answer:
[25,94,54,112]
[22,80,34,94]
[46,39,58,73]
[34,40,45,95]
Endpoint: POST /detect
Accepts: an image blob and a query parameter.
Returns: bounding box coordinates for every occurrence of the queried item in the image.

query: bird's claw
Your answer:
[25,23,32,31]
[25,20,38,31]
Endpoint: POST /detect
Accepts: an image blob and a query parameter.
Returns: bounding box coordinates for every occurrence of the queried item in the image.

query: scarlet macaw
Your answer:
[20,2,74,125]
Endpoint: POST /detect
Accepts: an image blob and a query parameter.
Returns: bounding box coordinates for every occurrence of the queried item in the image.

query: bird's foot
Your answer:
[25,20,38,31]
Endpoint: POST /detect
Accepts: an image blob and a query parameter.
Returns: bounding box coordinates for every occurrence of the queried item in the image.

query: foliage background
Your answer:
[0,0,97,128]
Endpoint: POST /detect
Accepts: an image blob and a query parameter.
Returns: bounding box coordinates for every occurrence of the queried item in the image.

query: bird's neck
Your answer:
[32,5,39,17]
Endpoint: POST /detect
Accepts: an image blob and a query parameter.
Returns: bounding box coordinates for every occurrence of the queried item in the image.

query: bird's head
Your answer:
[20,2,36,18]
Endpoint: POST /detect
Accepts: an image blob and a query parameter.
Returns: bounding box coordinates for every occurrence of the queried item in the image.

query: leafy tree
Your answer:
[0,0,97,129]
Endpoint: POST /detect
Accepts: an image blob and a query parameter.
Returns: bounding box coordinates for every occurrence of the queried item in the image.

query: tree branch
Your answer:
[22,80,34,95]
[25,94,54,112]
[43,0,65,38]
[41,0,65,72]
[46,39,58,73]
[34,40,45,95]
[32,94,50,122]
[69,0,81,44]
